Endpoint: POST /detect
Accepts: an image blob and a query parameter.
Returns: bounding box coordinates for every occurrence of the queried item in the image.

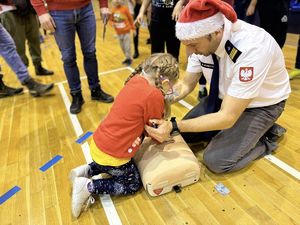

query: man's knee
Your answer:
[203,150,232,174]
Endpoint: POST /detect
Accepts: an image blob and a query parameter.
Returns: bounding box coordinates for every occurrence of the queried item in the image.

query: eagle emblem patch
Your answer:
[239,67,254,82]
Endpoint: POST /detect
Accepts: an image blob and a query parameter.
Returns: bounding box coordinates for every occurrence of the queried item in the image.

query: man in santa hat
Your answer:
[145,0,291,173]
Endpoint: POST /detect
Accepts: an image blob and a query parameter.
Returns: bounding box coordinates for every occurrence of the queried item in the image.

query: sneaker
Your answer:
[265,123,287,142]
[72,177,94,218]
[197,87,208,101]
[22,78,54,97]
[122,59,132,66]
[91,86,114,103]
[69,164,90,184]
[133,52,139,59]
[0,74,23,98]
[289,68,300,80]
[70,92,84,114]
[34,63,54,76]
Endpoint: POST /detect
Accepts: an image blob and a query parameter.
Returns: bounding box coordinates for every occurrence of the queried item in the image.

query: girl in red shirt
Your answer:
[70,53,179,218]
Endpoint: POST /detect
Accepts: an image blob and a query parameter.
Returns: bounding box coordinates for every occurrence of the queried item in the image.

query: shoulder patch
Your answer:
[225,40,242,63]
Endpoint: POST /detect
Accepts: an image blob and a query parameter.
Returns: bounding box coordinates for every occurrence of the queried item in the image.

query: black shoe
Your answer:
[70,92,84,114]
[122,59,132,66]
[91,86,114,103]
[265,123,287,142]
[197,87,208,101]
[35,64,54,76]
[0,74,23,98]
[22,78,54,97]
[133,52,139,59]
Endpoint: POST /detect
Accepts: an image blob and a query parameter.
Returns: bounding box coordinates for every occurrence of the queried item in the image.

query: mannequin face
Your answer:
[182,29,223,56]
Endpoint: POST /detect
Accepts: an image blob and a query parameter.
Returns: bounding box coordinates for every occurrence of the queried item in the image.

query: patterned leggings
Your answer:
[87,159,142,196]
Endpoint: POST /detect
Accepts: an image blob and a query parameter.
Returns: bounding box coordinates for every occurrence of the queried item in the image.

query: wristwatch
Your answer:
[170,117,180,135]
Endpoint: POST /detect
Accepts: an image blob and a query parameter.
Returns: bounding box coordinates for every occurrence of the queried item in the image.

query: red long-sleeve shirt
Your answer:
[30,0,108,16]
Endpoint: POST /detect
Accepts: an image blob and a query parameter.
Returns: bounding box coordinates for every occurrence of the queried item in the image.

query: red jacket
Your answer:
[30,0,108,16]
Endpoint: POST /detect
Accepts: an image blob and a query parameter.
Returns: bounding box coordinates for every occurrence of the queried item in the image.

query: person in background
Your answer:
[31,0,114,114]
[289,36,300,79]
[0,0,54,76]
[0,23,54,97]
[110,0,136,66]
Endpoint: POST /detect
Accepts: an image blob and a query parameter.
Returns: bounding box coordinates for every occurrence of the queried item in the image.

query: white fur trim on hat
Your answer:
[176,12,224,41]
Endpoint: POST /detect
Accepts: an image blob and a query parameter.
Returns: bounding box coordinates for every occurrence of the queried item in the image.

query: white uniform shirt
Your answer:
[187,18,291,108]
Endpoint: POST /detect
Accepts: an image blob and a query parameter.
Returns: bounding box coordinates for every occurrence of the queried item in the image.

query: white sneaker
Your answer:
[71,177,94,218]
[69,164,90,184]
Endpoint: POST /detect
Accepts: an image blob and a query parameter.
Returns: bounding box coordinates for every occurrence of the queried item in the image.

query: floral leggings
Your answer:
[87,159,142,196]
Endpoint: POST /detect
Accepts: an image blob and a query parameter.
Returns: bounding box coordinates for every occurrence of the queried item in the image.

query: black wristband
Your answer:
[170,117,180,134]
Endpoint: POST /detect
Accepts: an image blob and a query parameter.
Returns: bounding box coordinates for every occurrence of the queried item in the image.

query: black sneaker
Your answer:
[122,59,132,66]
[133,52,139,59]
[35,64,54,76]
[91,86,114,103]
[22,78,54,97]
[197,87,208,101]
[70,92,84,114]
[0,74,23,98]
[265,123,287,142]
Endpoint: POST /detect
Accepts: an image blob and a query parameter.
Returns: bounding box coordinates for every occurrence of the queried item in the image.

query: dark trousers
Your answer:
[88,159,142,196]
[182,97,286,173]
[0,11,41,66]
[133,3,141,54]
[296,36,300,69]
[257,0,289,48]
[150,20,180,61]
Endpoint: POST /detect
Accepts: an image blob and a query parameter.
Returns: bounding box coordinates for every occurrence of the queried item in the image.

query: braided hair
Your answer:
[125,53,180,118]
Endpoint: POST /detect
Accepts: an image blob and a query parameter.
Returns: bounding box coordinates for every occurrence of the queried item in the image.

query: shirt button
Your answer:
[128,148,133,153]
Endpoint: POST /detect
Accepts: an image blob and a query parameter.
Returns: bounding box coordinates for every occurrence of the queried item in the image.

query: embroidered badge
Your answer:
[239,67,254,82]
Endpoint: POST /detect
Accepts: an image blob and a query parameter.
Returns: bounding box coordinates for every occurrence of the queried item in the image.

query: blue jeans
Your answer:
[0,23,29,83]
[50,3,100,93]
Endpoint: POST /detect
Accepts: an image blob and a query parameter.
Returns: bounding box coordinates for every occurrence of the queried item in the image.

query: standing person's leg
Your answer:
[165,21,180,62]
[123,33,132,65]
[133,3,141,58]
[50,9,84,113]
[26,13,53,76]
[289,36,300,79]
[0,23,54,96]
[76,3,113,103]
[203,101,286,173]
[150,21,164,54]
[0,12,29,66]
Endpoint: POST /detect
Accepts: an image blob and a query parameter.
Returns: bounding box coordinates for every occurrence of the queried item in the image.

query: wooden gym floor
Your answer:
[0,3,300,225]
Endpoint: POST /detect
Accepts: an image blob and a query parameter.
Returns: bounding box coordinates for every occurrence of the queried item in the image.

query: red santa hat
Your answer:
[176,0,237,41]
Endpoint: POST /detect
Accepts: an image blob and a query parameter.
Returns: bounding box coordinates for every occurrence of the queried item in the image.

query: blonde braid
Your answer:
[124,63,143,85]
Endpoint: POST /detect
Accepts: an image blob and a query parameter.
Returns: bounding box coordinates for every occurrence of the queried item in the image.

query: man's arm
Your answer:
[145,95,252,143]
[167,71,200,103]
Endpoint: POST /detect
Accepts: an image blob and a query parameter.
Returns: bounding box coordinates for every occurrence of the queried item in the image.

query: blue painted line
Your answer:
[0,186,21,205]
[39,155,63,172]
[76,131,93,144]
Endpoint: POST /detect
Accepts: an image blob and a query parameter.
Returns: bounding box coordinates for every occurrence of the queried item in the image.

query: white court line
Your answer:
[56,67,128,85]
[58,83,122,225]
[126,66,300,181]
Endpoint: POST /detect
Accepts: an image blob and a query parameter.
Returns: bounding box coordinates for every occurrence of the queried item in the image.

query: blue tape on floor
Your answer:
[0,186,21,205]
[76,131,93,144]
[39,155,63,172]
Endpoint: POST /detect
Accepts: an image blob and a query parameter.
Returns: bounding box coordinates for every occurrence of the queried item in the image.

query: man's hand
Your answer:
[145,119,172,143]
[38,13,56,32]
[100,7,111,24]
